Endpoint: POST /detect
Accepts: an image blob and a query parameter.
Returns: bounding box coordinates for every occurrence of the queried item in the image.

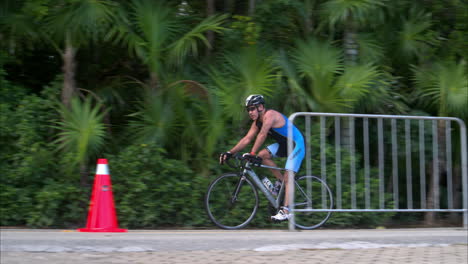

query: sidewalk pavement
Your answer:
[2,245,467,264]
[1,228,467,264]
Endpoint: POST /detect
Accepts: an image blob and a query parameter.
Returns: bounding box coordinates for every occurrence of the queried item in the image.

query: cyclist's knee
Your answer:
[258,149,271,160]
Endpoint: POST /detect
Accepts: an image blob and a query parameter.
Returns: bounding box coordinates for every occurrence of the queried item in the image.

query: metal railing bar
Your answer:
[335,117,342,209]
[305,116,312,208]
[350,117,356,209]
[392,119,399,209]
[378,118,385,209]
[446,120,453,209]
[364,118,370,209]
[320,116,327,209]
[289,112,464,122]
[294,209,468,212]
[433,120,440,209]
[405,119,413,209]
[459,121,468,229]
[419,120,426,209]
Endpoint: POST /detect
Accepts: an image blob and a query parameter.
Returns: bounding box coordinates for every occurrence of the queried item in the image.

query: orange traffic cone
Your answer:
[78,159,127,232]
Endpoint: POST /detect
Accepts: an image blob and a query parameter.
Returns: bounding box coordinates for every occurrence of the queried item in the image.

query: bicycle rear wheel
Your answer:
[293,175,333,230]
[205,173,259,229]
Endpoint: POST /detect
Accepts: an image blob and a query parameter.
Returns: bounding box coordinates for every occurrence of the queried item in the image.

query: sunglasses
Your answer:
[246,106,257,112]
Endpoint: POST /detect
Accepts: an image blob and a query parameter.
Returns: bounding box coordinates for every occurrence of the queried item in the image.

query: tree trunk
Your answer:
[449,164,461,224]
[248,0,256,16]
[149,72,159,93]
[303,0,314,36]
[424,120,447,225]
[343,25,358,66]
[62,39,77,109]
[341,19,358,147]
[205,0,215,57]
[80,163,88,187]
[425,165,436,225]
[224,0,234,13]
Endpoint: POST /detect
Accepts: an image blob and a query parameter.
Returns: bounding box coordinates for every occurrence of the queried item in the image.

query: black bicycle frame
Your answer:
[233,160,289,210]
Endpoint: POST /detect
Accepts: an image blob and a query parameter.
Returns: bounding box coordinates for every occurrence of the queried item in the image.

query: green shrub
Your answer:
[107,143,211,228]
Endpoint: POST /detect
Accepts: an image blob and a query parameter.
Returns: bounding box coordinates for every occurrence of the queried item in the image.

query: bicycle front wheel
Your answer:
[294,175,333,230]
[205,173,259,229]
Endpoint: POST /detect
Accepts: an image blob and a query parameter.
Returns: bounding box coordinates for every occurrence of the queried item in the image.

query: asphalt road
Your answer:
[1,228,467,252]
[2,228,467,264]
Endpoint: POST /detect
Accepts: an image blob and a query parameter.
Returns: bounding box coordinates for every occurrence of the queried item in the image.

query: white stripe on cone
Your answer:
[96,164,110,175]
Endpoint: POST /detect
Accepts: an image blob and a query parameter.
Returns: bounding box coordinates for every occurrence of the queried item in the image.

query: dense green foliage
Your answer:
[1,0,467,229]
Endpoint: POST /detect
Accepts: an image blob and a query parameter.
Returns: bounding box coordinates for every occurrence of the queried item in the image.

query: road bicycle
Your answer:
[205,154,333,230]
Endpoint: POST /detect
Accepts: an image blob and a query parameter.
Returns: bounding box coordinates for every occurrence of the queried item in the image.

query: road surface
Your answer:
[1,228,467,263]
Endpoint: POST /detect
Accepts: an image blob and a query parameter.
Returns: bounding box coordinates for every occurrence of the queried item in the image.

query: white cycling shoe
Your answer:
[271,207,291,222]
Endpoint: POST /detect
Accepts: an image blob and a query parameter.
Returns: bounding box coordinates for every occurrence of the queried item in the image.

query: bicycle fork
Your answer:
[230,174,248,204]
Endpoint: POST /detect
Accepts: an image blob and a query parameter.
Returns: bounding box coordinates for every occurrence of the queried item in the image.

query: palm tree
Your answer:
[108,0,226,91]
[53,97,108,186]
[279,38,389,152]
[199,46,277,169]
[207,46,277,122]
[286,38,382,112]
[394,8,439,71]
[413,60,467,119]
[43,0,119,108]
[320,0,386,65]
[0,0,40,55]
[104,0,227,164]
[413,59,468,224]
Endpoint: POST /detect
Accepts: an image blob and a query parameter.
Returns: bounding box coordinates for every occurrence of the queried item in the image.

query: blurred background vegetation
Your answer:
[1,0,467,229]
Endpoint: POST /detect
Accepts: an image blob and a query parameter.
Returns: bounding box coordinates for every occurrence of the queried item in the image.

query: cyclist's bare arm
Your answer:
[251,110,286,155]
[250,111,276,154]
[229,121,259,154]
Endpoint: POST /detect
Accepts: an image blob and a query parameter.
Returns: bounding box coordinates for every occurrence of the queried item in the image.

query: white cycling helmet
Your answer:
[245,94,265,107]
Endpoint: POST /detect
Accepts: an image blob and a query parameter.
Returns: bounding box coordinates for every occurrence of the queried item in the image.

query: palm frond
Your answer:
[356,33,385,64]
[397,9,439,61]
[206,47,277,120]
[0,13,39,52]
[321,0,386,28]
[276,50,317,111]
[206,66,245,121]
[128,91,176,144]
[169,14,228,66]
[354,73,408,114]
[335,64,381,102]
[412,60,468,118]
[107,0,178,73]
[53,97,108,166]
[194,94,225,157]
[292,38,343,101]
[45,0,118,45]
[224,47,277,96]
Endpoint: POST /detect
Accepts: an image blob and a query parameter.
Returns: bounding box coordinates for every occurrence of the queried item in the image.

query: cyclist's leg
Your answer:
[282,141,305,211]
[258,144,282,180]
[282,171,293,210]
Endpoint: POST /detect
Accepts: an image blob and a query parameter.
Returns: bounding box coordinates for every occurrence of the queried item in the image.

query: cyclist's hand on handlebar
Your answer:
[242,153,263,166]
[219,151,232,165]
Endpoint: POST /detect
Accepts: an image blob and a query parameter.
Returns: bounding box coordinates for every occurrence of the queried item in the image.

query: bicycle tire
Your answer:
[205,173,259,230]
[293,175,333,230]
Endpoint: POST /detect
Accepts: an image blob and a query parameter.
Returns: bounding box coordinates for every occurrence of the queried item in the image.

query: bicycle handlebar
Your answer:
[224,153,262,169]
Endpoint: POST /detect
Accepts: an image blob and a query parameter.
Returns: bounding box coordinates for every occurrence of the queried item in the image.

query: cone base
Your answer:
[77,227,127,232]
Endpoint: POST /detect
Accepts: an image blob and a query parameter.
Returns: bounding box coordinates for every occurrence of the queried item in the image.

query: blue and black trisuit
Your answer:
[255,110,305,172]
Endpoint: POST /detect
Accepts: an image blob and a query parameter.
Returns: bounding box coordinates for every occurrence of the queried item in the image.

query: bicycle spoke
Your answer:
[294,176,333,230]
[205,173,258,229]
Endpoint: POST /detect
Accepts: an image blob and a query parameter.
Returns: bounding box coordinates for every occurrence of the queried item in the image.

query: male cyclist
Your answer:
[219,95,305,221]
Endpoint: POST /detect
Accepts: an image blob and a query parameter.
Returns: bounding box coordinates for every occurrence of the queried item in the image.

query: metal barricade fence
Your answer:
[286,113,468,230]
